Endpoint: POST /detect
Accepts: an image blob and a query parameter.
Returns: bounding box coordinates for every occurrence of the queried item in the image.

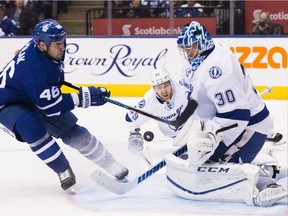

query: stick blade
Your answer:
[90,170,136,195]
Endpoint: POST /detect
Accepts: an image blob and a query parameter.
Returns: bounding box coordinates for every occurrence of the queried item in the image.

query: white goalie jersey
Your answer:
[126,80,192,138]
[179,42,273,146]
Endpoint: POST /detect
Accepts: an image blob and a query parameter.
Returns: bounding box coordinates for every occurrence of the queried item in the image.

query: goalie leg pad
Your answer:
[165,154,260,205]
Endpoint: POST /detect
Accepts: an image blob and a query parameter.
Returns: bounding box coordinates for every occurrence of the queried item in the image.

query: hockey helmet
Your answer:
[151,68,171,86]
[33,19,66,47]
[177,21,214,60]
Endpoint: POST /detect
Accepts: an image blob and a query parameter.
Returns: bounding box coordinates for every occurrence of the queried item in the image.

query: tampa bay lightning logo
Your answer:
[209,66,222,79]
[138,99,146,108]
[186,68,194,78]
[131,111,138,121]
[165,101,174,111]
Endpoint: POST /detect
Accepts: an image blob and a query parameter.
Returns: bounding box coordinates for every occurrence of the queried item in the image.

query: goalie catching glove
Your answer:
[187,117,223,167]
[78,86,110,108]
[128,128,144,152]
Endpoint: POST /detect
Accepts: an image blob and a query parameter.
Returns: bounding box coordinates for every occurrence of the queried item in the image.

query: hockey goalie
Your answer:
[165,117,287,207]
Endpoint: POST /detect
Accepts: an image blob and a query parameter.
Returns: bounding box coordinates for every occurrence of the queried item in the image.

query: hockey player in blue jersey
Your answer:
[0,19,128,191]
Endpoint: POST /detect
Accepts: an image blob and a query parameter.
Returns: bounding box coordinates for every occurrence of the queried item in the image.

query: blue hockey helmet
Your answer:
[33,19,66,47]
[177,21,214,60]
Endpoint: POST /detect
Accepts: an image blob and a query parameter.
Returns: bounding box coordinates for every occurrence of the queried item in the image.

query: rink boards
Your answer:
[0,36,287,99]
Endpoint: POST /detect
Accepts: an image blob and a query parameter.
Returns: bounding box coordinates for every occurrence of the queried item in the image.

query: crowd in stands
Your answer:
[1,0,285,36]
[0,0,67,36]
[102,0,284,35]
[104,0,223,18]
[103,0,246,34]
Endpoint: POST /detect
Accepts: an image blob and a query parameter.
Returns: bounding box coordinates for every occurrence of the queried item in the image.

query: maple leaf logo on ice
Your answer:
[122,24,132,36]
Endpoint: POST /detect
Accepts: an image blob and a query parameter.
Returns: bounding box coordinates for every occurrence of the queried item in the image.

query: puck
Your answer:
[143,131,154,142]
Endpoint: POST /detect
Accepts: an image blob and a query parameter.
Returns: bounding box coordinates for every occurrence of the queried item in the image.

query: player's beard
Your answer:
[47,50,64,61]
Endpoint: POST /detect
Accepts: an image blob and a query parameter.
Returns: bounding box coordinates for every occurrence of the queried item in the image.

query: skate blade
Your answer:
[64,185,81,195]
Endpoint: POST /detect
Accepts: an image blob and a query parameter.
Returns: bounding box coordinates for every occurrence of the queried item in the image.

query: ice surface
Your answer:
[0,98,287,216]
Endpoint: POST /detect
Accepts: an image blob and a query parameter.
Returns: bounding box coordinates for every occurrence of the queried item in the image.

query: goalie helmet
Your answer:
[33,19,66,47]
[177,21,214,61]
[151,68,171,86]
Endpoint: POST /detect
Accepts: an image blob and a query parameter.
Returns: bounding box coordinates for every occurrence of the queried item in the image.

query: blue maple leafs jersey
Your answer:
[0,39,75,117]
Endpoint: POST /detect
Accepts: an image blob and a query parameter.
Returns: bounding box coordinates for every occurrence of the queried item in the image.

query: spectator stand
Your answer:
[86,1,245,36]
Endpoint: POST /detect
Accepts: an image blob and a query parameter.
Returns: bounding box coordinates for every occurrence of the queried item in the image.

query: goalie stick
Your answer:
[90,123,238,195]
[61,80,197,128]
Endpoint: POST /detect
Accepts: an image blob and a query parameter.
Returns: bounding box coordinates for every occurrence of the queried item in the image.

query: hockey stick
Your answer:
[139,152,152,166]
[90,143,188,195]
[61,80,197,128]
[90,123,238,195]
[259,86,273,97]
[258,87,286,145]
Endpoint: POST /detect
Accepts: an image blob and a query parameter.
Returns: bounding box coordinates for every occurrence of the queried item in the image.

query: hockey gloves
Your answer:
[79,86,110,108]
[128,128,144,153]
[204,120,224,146]
[187,118,223,167]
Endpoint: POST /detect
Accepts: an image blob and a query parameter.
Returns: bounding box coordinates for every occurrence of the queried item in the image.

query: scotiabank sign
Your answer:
[92,18,216,36]
[245,1,288,34]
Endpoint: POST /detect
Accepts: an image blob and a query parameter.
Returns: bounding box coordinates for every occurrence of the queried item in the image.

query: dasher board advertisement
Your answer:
[0,37,287,99]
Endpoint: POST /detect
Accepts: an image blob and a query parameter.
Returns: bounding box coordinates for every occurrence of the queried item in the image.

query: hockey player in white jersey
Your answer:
[165,21,287,206]
[125,68,192,152]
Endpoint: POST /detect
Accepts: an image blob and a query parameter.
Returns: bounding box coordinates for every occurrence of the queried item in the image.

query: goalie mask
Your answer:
[33,19,66,47]
[177,21,215,71]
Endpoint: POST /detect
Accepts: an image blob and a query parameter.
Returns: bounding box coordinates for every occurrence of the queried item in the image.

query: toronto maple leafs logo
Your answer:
[42,21,62,32]
[58,62,64,73]
[209,66,222,79]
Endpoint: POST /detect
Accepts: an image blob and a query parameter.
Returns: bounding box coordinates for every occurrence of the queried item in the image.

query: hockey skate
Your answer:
[58,167,76,190]
[254,184,288,207]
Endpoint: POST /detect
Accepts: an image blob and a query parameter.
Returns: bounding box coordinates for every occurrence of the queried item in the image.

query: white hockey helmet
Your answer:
[151,68,171,86]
